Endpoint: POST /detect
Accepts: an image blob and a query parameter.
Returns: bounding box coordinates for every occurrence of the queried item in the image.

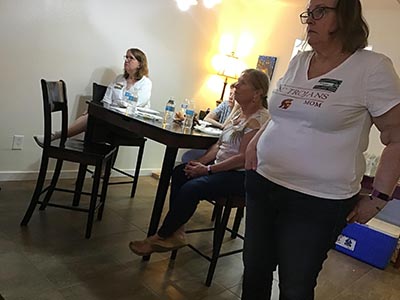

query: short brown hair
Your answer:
[241,69,270,109]
[124,48,149,80]
[334,0,369,53]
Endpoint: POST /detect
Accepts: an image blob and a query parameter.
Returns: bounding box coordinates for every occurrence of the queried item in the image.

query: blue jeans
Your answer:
[242,170,358,300]
[157,164,245,237]
[181,149,206,163]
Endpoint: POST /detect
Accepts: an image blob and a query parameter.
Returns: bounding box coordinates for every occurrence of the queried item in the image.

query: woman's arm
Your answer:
[196,143,219,165]
[102,79,117,104]
[347,103,400,223]
[204,111,224,129]
[245,118,270,170]
[136,77,152,108]
[184,129,258,178]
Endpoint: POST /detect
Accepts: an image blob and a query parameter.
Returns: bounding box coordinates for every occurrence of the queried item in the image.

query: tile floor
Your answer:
[0,177,399,300]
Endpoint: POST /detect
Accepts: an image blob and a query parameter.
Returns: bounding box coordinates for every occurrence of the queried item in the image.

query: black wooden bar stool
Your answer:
[20,79,116,238]
[91,83,146,198]
[171,195,245,286]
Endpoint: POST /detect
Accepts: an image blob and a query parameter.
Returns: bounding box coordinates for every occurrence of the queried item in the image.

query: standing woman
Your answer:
[243,0,400,299]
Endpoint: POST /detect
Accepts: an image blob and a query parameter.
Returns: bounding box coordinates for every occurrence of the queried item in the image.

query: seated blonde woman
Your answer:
[45,48,151,142]
[129,69,270,255]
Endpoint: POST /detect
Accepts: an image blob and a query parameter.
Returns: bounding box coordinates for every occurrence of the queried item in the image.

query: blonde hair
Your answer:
[240,69,270,108]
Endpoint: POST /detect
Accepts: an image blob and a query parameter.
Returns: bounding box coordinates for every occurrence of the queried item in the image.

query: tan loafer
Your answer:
[128,239,153,256]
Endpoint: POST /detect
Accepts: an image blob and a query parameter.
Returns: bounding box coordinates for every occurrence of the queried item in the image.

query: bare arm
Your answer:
[245,118,270,170]
[347,103,400,223]
[196,143,219,165]
[184,129,258,178]
[372,103,400,194]
[204,111,224,129]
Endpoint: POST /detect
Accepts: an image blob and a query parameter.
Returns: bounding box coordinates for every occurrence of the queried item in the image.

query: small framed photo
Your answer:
[256,55,277,79]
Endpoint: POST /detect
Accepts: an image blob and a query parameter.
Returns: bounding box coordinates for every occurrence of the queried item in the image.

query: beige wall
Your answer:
[0,0,399,180]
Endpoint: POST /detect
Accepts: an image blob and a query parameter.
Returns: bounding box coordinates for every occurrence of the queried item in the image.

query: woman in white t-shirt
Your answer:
[50,48,152,140]
[242,1,400,299]
[128,69,270,256]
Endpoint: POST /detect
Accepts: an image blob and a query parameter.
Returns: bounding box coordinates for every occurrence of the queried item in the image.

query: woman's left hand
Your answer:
[346,194,388,224]
[184,161,207,178]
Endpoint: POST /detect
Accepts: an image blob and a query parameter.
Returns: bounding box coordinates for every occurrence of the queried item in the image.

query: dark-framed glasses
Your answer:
[123,55,135,61]
[299,6,336,24]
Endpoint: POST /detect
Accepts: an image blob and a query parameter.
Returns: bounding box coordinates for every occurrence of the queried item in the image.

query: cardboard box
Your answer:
[335,222,398,269]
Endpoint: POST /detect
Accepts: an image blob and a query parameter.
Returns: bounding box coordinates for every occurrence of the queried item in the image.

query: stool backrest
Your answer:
[92,82,107,103]
[40,79,68,147]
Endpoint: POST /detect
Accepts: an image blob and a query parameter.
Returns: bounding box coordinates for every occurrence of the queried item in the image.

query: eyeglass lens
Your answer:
[124,55,135,61]
[300,7,332,23]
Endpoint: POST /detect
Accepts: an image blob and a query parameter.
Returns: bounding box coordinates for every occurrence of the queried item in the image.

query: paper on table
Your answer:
[135,111,163,121]
[194,125,222,136]
[136,107,160,115]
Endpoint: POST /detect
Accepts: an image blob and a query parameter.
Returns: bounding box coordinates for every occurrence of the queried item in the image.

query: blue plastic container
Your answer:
[335,223,398,269]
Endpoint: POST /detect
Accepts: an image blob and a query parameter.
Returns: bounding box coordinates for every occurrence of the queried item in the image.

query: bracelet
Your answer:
[207,165,212,175]
[369,188,392,202]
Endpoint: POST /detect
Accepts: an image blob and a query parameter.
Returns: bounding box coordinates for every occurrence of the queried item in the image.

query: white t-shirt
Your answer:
[257,50,400,199]
[102,74,152,108]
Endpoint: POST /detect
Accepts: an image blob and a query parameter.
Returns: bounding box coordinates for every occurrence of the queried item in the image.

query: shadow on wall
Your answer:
[71,68,117,120]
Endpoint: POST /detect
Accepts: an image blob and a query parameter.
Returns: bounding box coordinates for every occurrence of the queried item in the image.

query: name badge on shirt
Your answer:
[114,83,124,90]
[124,91,133,100]
[313,78,342,92]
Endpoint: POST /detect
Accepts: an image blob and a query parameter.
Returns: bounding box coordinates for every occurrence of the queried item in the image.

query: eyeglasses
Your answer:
[123,55,136,61]
[299,6,336,24]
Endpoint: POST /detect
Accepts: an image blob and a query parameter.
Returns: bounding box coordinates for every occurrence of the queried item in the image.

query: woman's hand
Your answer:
[184,161,208,178]
[346,194,388,224]
[245,137,258,170]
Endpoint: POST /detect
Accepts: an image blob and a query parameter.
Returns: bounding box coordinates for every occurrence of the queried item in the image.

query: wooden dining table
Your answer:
[85,101,218,260]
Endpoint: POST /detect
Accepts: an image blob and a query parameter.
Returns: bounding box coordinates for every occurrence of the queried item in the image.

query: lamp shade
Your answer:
[217,52,241,80]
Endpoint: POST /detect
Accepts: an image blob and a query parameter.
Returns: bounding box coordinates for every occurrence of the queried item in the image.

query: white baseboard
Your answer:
[0,169,155,182]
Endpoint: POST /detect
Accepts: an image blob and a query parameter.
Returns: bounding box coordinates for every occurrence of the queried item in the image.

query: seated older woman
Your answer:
[129,69,271,255]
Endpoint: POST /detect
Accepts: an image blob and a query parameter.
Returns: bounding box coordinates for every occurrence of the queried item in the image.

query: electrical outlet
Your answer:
[12,135,24,150]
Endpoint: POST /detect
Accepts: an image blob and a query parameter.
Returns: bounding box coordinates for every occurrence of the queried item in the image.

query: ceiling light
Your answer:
[202,0,222,9]
[176,0,198,11]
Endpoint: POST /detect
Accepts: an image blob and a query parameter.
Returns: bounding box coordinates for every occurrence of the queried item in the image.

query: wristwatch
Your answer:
[207,165,212,175]
[369,188,392,202]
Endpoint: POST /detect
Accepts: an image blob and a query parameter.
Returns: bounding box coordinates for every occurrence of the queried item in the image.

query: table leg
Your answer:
[143,146,178,261]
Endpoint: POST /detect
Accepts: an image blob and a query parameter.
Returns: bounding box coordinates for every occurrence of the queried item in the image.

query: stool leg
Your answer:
[130,141,145,198]
[206,203,232,286]
[231,207,244,239]
[73,164,87,207]
[170,249,178,260]
[40,159,63,210]
[85,163,101,239]
[21,155,49,226]
[97,158,113,221]
[212,205,223,249]
[211,206,217,222]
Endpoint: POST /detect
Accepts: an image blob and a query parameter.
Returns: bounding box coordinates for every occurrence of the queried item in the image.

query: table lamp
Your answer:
[216,52,240,106]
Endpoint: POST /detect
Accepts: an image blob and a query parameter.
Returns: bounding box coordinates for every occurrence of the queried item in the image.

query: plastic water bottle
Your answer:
[180,98,189,116]
[125,88,138,115]
[183,99,195,130]
[163,98,175,126]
